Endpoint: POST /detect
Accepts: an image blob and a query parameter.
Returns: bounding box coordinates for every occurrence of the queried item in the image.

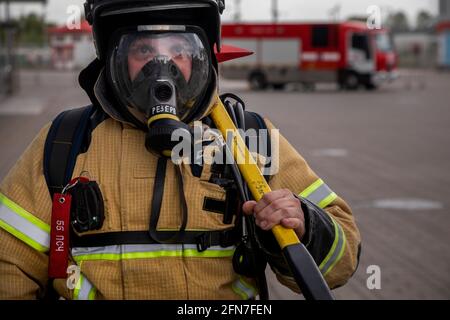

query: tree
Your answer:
[16,13,46,46]
[385,11,410,32]
[416,10,434,31]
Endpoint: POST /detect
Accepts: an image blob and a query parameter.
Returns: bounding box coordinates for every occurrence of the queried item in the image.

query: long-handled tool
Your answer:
[210,96,335,300]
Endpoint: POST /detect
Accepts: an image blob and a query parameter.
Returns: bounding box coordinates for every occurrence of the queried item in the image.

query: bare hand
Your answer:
[242,189,305,240]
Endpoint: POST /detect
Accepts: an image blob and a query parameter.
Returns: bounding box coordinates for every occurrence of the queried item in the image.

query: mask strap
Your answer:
[148,157,188,243]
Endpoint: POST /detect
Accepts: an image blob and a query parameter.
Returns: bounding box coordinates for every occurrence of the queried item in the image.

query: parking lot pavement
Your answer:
[0,71,91,178]
[1,69,449,299]
[222,70,450,300]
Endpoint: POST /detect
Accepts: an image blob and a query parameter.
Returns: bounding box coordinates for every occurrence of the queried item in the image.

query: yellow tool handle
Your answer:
[210,97,300,249]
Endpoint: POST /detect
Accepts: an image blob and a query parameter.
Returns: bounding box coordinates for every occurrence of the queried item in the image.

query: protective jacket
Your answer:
[0,62,361,300]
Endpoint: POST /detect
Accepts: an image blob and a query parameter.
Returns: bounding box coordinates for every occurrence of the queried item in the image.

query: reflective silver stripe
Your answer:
[72,244,236,261]
[0,201,50,252]
[138,25,186,32]
[72,245,122,257]
[299,179,337,209]
[232,278,257,300]
[123,244,183,253]
[74,274,96,300]
[72,244,184,257]
[306,183,332,206]
[319,218,347,276]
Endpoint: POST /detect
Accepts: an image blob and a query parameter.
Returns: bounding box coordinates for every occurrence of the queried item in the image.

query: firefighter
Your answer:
[0,0,361,300]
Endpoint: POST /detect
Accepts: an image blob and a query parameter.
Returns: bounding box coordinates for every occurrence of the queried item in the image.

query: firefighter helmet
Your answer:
[84,0,225,63]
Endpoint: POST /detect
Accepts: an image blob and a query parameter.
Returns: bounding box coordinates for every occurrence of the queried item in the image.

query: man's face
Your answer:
[127,34,193,82]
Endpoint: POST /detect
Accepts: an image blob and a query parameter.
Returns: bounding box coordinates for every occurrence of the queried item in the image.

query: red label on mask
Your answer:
[48,193,72,279]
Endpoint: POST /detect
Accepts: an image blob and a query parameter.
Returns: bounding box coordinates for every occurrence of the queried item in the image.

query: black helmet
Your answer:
[84,0,225,63]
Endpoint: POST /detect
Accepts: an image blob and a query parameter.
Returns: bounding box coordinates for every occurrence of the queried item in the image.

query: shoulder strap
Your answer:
[244,111,272,181]
[43,105,96,197]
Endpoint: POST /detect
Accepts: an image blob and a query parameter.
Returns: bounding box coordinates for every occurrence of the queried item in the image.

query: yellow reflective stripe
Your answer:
[319,218,346,276]
[319,218,339,272]
[318,192,338,209]
[0,193,50,252]
[232,277,258,300]
[73,274,96,300]
[73,245,236,263]
[240,277,258,298]
[73,274,83,299]
[232,282,248,300]
[0,219,48,252]
[324,230,346,277]
[299,179,324,198]
[88,287,97,300]
[299,179,337,209]
[0,193,50,233]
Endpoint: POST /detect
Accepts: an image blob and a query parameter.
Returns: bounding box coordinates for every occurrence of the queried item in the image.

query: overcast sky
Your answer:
[2,0,439,26]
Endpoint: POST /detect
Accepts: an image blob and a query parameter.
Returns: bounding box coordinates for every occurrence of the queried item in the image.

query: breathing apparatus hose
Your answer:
[211,96,335,301]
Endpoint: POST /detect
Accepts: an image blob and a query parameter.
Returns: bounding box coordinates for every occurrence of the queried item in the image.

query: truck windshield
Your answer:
[375,33,392,52]
[351,33,372,59]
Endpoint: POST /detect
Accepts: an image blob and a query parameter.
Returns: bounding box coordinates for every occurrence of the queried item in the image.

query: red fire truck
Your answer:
[220,21,397,90]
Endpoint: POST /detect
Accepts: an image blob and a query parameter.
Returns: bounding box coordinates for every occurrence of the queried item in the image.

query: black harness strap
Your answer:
[71,229,239,250]
[44,106,95,197]
[148,158,188,245]
[244,111,272,182]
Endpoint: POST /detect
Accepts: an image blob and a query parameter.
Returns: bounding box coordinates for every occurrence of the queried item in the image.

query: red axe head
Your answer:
[214,44,254,63]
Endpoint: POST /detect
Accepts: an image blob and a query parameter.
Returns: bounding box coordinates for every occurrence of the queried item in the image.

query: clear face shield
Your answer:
[108,26,211,123]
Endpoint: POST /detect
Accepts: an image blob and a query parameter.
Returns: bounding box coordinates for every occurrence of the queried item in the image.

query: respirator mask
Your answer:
[107,25,213,156]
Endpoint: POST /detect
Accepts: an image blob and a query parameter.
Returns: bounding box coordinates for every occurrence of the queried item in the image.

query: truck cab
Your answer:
[372,29,398,87]
[339,23,397,90]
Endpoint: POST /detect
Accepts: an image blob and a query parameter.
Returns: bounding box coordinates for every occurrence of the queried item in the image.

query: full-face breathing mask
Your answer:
[107,25,213,156]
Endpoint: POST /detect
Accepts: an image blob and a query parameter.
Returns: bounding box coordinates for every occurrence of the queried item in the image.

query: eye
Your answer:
[141,45,155,55]
[170,44,192,59]
[171,44,185,57]
[130,44,156,60]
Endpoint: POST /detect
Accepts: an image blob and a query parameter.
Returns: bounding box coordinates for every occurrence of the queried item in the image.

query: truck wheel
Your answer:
[272,83,286,90]
[364,82,378,90]
[343,73,360,90]
[249,72,268,91]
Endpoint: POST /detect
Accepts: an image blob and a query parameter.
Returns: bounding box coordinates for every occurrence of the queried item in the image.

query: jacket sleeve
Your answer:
[0,124,53,299]
[257,118,361,293]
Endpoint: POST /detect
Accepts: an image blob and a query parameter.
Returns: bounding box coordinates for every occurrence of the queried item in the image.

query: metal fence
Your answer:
[0,27,10,96]
[0,25,16,97]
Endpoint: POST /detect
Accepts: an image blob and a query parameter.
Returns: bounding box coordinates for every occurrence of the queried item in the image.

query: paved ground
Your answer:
[1,70,449,300]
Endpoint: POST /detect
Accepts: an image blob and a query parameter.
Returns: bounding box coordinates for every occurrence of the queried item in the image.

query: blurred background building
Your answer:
[47,19,95,70]
[437,0,450,67]
[440,0,450,20]
[0,0,47,97]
